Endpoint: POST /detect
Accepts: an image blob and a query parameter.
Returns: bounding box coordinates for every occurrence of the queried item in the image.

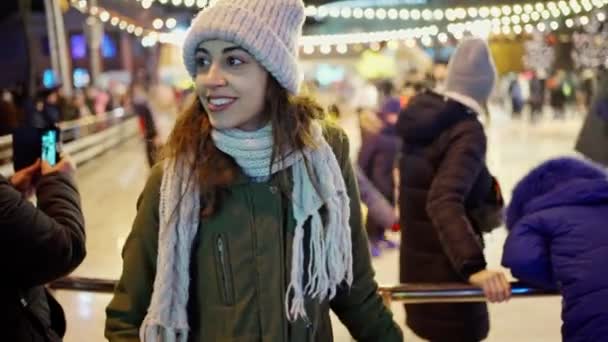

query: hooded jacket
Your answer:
[396,90,493,341]
[502,157,608,342]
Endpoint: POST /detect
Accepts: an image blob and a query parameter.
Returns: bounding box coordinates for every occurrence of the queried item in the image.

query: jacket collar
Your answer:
[442,91,486,117]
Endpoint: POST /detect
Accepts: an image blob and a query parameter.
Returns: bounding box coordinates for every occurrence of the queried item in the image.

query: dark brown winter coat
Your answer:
[396,90,492,342]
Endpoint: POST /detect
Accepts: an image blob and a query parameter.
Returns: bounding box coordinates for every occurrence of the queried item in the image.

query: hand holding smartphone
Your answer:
[12,126,61,172]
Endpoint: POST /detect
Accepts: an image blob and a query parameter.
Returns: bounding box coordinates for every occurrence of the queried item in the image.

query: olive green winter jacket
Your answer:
[105,124,403,341]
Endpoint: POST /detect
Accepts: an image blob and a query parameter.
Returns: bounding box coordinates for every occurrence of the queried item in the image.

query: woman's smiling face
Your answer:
[194,40,269,131]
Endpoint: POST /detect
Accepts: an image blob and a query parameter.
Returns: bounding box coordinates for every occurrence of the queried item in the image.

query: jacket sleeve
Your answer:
[501,217,557,290]
[0,172,86,288]
[426,120,487,280]
[327,126,403,342]
[105,165,162,342]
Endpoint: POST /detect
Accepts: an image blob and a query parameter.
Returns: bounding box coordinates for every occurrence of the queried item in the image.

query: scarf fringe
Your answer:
[285,127,353,322]
[140,319,189,342]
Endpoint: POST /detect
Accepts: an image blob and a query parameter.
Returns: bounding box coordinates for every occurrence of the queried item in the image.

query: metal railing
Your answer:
[49,276,117,294]
[49,277,559,305]
[378,282,558,307]
[0,108,138,176]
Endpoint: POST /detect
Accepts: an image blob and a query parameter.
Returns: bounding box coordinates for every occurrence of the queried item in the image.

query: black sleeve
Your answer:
[0,173,86,288]
[426,120,487,280]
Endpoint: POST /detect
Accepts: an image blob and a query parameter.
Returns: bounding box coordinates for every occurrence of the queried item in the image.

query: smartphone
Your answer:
[41,129,58,166]
[12,126,61,172]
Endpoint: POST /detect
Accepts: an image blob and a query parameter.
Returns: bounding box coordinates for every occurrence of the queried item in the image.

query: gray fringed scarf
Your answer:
[140,121,353,342]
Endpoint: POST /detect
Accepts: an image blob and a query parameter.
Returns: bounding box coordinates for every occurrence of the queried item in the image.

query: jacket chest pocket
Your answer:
[213,233,236,306]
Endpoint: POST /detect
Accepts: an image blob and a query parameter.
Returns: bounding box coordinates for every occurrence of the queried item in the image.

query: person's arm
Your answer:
[327,126,403,342]
[0,162,85,288]
[426,120,487,280]
[502,217,557,290]
[426,121,511,302]
[105,165,162,342]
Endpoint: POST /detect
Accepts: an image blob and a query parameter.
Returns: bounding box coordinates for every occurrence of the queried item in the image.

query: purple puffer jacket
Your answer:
[502,157,608,342]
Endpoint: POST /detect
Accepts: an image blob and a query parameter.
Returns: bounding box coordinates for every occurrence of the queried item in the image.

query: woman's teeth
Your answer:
[209,98,234,106]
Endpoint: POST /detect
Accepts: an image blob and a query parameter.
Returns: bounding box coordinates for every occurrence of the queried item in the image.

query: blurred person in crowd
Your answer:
[376,80,401,128]
[0,155,86,341]
[105,0,403,340]
[399,81,417,109]
[59,90,89,123]
[575,68,608,167]
[334,101,365,163]
[508,73,524,118]
[581,67,602,110]
[55,86,73,122]
[94,87,111,116]
[578,69,595,113]
[564,71,577,106]
[107,80,128,111]
[358,103,400,257]
[327,103,341,122]
[353,107,398,256]
[529,71,545,123]
[396,38,511,342]
[29,86,61,129]
[148,83,178,146]
[0,89,19,135]
[72,90,93,119]
[84,86,97,114]
[57,90,93,141]
[549,70,567,119]
[59,98,79,123]
[502,157,608,342]
[130,82,159,167]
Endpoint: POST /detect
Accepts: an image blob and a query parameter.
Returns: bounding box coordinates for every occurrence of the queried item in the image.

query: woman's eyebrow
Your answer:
[194,46,246,55]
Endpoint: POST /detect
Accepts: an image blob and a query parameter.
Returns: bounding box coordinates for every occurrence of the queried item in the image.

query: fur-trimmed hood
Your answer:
[505,157,608,229]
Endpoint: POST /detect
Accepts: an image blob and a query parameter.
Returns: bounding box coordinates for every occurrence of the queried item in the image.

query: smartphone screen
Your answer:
[41,130,57,166]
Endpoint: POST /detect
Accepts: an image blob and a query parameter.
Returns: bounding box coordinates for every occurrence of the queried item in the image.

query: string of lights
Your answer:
[129,0,607,25]
[134,0,211,10]
[300,9,607,53]
[69,0,184,47]
[306,0,607,22]
[70,0,607,51]
[71,0,146,36]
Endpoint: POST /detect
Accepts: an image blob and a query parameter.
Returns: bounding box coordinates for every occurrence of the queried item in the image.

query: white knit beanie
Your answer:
[445,38,497,107]
[182,0,305,94]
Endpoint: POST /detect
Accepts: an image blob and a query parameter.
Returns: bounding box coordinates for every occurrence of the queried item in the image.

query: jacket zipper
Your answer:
[216,234,234,305]
[276,184,288,342]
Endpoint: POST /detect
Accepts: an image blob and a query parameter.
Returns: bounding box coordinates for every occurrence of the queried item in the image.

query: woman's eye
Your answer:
[227,56,244,66]
[195,57,210,68]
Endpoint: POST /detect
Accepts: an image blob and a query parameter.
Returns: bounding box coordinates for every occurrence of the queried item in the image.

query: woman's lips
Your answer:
[207,97,237,112]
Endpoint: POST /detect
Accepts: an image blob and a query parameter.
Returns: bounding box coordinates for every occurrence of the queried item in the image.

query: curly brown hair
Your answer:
[161,76,325,217]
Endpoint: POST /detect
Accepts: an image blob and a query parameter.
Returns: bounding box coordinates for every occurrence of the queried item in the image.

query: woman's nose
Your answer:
[200,63,227,88]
